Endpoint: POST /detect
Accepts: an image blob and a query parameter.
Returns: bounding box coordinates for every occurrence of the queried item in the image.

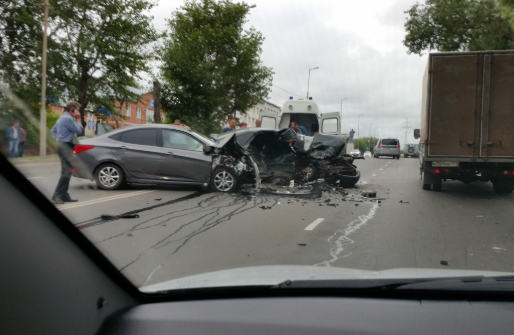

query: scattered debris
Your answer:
[492,247,506,252]
[440,260,448,266]
[259,206,272,210]
[154,198,162,201]
[127,233,133,237]
[101,214,139,220]
[361,190,377,198]
[475,215,484,218]
[324,199,331,203]
[378,201,381,204]
[297,243,307,246]
[399,200,410,203]
[319,203,324,206]
[355,204,359,206]
[327,203,338,207]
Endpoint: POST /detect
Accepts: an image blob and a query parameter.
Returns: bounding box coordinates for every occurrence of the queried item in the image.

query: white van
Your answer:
[259,98,340,135]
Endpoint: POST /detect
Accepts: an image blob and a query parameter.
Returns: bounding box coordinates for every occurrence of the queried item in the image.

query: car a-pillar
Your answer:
[421,160,442,191]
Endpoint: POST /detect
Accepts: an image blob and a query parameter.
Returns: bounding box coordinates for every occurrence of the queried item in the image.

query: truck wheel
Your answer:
[493,182,514,194]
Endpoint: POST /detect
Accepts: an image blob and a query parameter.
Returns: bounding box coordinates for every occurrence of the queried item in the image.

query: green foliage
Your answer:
[160,0,273,135]
[403,0,514,55]
[354,137,378,153]
[48,0,159,124]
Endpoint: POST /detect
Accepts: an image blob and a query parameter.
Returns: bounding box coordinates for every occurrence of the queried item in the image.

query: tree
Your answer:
[160,0,273,135]
[44,0,159,130]
[403,0,514,55]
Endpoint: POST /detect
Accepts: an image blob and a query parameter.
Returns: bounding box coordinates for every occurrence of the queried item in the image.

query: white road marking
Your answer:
[305,218,325,231]
[57,190,156,210]
[27,176,43,180]
[315,202,379,267]
[372,174,377,177]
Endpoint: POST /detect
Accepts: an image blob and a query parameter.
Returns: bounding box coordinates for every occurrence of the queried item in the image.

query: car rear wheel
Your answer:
[95,163,125,190]
[210,168,238,192]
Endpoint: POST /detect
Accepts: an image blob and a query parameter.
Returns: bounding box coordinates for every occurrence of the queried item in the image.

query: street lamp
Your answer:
[306,67,319,99]
[357,113,364,151]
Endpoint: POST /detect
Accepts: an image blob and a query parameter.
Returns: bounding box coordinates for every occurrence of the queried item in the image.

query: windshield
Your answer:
[2,0,514,294]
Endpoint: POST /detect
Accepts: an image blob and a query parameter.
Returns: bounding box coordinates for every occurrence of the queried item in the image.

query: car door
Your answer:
[259,111,279,129]
[112,128,161,180]
[319,112,340,135]
[159,129,212,183]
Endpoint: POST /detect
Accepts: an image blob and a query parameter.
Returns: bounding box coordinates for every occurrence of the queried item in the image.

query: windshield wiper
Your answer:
[273,275,514,292]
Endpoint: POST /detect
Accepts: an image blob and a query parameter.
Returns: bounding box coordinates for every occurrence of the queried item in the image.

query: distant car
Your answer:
[403,144,419,158]
[363,151,372,158]
[350,149,361,158]
[374,138,401,159]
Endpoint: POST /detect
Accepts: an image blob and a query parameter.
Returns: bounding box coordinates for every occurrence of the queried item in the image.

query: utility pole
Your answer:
[153,81,161,123]
[401,118,412,150]
[39,0,49,156]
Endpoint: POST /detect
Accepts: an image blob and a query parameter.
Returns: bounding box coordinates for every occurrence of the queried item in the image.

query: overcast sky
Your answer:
[150,0,428,145]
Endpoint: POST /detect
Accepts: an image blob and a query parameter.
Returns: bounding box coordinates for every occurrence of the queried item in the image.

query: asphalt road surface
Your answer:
[13,156,514,287]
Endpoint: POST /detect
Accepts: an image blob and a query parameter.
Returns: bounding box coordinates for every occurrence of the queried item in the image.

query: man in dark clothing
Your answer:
[18,125,27,157]
[222,119,237,133]
[290,122,308,135]
[50,102,83,204]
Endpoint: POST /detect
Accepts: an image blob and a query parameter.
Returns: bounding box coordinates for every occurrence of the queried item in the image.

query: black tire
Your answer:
[422,172,431,190]
[493,182,514,194]
[95,163,125,190]
[432,183,442,191]
[210,167,239,192]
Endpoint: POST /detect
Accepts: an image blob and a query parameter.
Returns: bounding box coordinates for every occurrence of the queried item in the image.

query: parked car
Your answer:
[363,151,372,158]
[350,149,361,158]
[72,125,361,192]
[374,138,401,159]
[403,144,419,158]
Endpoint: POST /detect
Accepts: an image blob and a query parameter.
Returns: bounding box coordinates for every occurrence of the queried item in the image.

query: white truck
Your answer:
[259,98,340,135]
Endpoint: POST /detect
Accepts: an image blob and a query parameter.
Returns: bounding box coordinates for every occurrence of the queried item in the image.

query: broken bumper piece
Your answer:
[333,170,360,188]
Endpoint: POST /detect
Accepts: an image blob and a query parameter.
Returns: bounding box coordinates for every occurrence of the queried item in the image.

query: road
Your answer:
[14,156,514,287]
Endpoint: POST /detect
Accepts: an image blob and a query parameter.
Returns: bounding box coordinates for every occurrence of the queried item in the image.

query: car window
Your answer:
[381,139,398,146]
[322,118,338,133]
[162,129,204,152]
[261,116,276,128]
[119,129,157,146]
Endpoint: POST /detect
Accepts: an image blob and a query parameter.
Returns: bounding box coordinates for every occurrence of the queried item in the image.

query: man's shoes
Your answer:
[52,198,64,204]
[62,198,78,203]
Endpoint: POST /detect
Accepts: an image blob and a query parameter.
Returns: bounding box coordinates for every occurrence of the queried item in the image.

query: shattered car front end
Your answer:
[212,129,360,191]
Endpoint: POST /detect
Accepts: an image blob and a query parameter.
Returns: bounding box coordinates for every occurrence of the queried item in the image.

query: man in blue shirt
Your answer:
[222,119,237,133]
[6,121,20,158]
[50,102,83,204]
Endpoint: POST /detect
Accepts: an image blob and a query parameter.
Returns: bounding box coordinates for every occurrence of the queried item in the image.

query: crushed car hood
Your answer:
[216,132,248,158]
[139,265,513,292]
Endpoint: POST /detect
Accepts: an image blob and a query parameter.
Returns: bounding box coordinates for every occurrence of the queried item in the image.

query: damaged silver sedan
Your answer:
[71,125,359,192]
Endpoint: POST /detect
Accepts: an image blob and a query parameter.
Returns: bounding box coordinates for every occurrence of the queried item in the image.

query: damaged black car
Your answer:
[209,128,360,192]
[71,125,359,193]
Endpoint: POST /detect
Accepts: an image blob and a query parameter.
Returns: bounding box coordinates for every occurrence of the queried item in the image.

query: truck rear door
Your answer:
[480,53,514,158]
[428,55,477,157]
[319,112,340,135]
[259,111,278,129]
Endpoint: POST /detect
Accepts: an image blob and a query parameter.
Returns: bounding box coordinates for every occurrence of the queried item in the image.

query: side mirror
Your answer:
[203,145,215,154]
[413,129,420,139]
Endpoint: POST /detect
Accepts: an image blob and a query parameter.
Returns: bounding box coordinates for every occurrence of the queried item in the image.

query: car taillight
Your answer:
[72,168,77,172]
[378,143,381,148]
[398,143,400,148]
[501,170,514,176]
[74,145,94,154]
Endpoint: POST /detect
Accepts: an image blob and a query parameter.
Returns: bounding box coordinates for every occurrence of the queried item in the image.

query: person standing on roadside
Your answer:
[222,119,237,133]
[50,102,83,204]
[6,121,20,158]
[17,125,27,157]
[255,120,261,128]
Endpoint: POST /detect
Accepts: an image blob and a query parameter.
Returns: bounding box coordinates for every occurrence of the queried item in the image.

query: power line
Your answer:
[273,84,302,98]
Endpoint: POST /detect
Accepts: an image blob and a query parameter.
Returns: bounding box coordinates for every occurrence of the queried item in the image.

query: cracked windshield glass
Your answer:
[2,0,514,292]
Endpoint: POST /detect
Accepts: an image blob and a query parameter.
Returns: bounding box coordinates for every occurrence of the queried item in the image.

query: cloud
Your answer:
[150,0,426,143]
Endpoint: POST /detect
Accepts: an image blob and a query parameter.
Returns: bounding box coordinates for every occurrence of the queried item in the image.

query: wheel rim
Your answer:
[99,166,120,187]
[214,171,234,191]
